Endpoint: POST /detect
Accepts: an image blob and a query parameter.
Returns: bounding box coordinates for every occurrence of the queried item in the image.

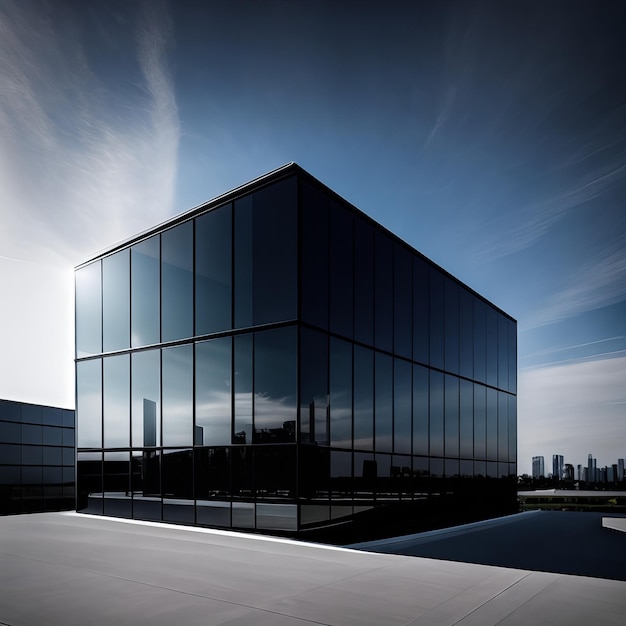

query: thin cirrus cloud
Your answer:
[0,0,180,268]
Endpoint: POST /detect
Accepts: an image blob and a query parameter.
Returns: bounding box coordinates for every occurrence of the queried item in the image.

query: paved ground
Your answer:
[1,512,626,625]
[350,510,626,581]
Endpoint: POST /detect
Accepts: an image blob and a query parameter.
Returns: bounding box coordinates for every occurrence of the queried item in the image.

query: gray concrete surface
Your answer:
[1,512,625,625]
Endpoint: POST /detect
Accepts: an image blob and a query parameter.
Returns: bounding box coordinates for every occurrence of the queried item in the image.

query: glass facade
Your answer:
[0,399,75,515]
[75,164,517,534]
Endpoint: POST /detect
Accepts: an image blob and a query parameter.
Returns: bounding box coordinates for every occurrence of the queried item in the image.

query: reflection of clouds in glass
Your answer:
[254,392,297,423]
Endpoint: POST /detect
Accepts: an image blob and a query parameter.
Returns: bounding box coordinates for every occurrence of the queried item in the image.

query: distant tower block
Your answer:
[143,398,157,446]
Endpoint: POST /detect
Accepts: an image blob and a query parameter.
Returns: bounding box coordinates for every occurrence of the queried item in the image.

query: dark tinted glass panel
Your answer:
[330,450,352,499]
[486,387,498,460]
[0,443,21,464]
[374,232,393,352]
[474,384,486,459]
[131,236,160,347]
[255,446,296,499]
[103,451,131,517]
[22,404,41,426]
[299,445,330,502]
[252,177,298,325]
[430,457,444,479]
[508,395,517,462]
[375,352,392,453]
[460,460,473,478]
[43,407,63,427]
[509,320,517,394]
[77,451,102,513]
[474,460,486,478]
[498,392,508,462]
[254,327,296,443]
[329,202,354,338]
[329,338,352,448]
[133,449,161,500]
[459,379,473,458]
[300,328,328,445]
[196,205,232,335]
[429,370,444,456]
[161,222,193,342]
[486,308,498,387]
[195,447,230,499]
[354,451,375,498]
[429,269,445,369]
[353,345,373,451]
[131,349,160,447]
[354,219,374,345]
[77,359,102,448]
[42,426,62,446]
[162,449,193,499]
[234,195,253,328]
[22,446,42,465]
[231,447,252,499]
[103,250,130,352]
[301,181,329,329]
[62,428,74,447]
[1,421,20,444]
[393,359,411,454]
[233,334,253,444]
[22,423,42,444]
[393,246,412,359]
[459,289,474,379]
[103,354,130,448]
[444,279,459,375]
[63,447,74,465]
[162,344,193,446]
[62,409,74,427]
[444,375,459,458]
[473,301,486,384]
[412,365,429,455]
[0,400,20,422]
[445,458,460,478]
[498,316,509,391]
[195,338,231,446]
[413,258,429,364]
[76,261,102,357]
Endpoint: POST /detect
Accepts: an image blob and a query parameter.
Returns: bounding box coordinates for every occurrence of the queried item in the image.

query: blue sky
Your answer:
[0,0,624,475]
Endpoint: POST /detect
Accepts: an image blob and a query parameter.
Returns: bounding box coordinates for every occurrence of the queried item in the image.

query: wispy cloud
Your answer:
[517,355,626,474]
[0,0,179,267]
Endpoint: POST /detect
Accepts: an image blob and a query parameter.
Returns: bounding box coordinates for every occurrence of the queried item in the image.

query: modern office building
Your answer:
[532,456,545,480]
[0,399,75,515]
[75,163,517,535]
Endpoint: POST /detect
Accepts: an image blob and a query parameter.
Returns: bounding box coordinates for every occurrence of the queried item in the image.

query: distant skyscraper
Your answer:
[618,459,624,482]
[552,455,564,481]
[587,454,596,484]
[564,464,574,481]
[577,464,583,481]
[532,456,545,479]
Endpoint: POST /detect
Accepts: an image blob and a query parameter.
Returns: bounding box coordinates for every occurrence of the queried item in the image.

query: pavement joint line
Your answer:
[0,549,330,626]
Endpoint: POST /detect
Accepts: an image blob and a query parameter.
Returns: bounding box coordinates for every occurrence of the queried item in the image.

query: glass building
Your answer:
[75,163,517,535]
[0,399,75,515]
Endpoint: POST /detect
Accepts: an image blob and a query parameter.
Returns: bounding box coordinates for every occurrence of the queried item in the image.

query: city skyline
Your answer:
[1,1,624,476]
[530,452,625,480]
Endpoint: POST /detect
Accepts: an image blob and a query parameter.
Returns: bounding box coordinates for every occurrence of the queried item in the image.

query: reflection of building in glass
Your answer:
[532,456,545,479]
[75,163,517,536]
[0,399,75,515]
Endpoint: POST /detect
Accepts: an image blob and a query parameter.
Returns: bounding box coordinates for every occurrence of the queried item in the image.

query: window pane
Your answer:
[444,279,459,375]
[330,337,352,448]
[195,337,231,446]
[195,447,230,500]
[354,219,374,346]
[196,205,232,335]
[77,451,102,513]
[234,195,253,328]
[412,365,428,456]
[131,349,160,447]
[474,383,486,459]
[459,379,473,458]
[131,236,160,347]
[103,354,130,448]
[429,370,444,456]
[509,320,517,394]
[77,359,102,448]
[233,334,253,444]
[498,392,508,462]
[508,395,517,463]
[393,246,412,359]
[162,344,193,446]
[374,231,393,352]
[329,202,353,338]
[413,257,429,364]
[353,345,373,451]
[254,327,297,443]
[473,301,486,384]
[253,177,298,325]
[300,328,328,446]
[393,359,411,454]
[498,315,509,391]
[301,181,329,329]
[76,261,102,357]
[103,451,131,518]
[486,387,498,460]
[375,352,392,453]
[162,222,193,342]
[444,374,459,458]
[429,269,444,369]
[486,308,498,387]
[459,289,474,379]
[103,250,130,352]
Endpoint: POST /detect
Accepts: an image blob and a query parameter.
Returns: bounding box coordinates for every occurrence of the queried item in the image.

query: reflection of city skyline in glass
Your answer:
[143,398,156,447]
